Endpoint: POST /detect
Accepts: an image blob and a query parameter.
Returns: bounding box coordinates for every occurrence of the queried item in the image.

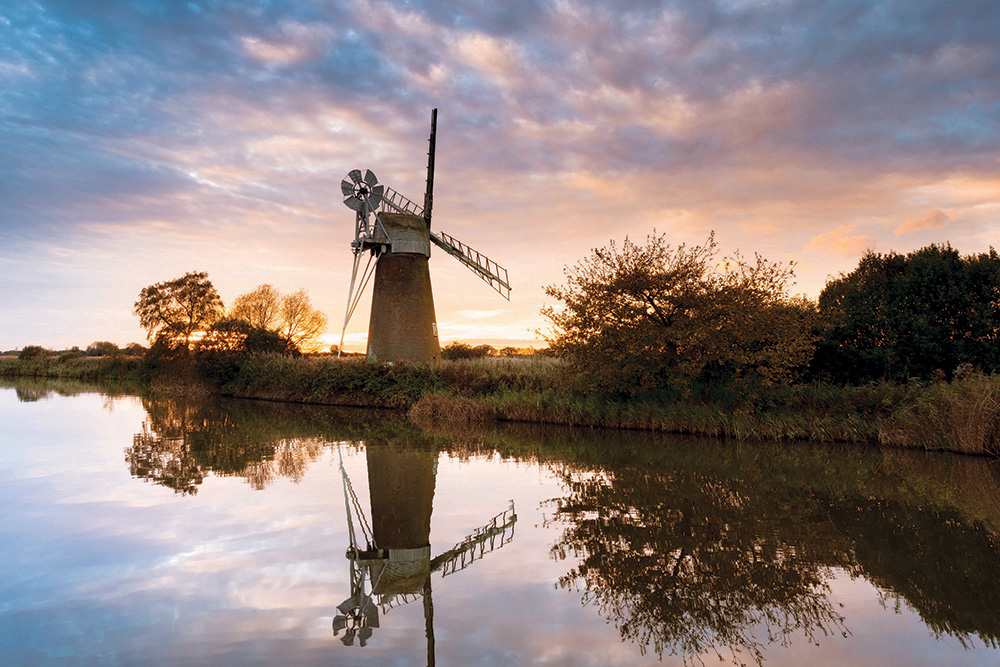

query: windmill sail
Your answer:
[429,231,511,300]
[376,186,511,300]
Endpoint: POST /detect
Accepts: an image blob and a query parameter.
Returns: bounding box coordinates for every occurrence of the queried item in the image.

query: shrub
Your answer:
[441,342,495,360]
[86,341,120,356]
[18,346,50,360]
[543,231,815,397]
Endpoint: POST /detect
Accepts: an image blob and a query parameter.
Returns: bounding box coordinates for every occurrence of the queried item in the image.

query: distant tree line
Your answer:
[439,342,550,360]
[14,341,147,361]
[544,232,1000,395]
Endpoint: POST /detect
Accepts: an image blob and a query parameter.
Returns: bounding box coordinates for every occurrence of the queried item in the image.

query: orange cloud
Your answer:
[806,224,875,257]
[894,208,953,236]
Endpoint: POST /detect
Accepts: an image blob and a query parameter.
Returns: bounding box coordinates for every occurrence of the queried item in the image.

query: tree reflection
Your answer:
[113,394,1000,660]
[128,422,205,495]
[124,394,384,493]
[537,430,1000,663]
[547,463,849,664]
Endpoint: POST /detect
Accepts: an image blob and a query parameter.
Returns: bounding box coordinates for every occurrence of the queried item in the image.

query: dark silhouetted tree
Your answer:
[813,244,1000,383]
[134,271,224,352]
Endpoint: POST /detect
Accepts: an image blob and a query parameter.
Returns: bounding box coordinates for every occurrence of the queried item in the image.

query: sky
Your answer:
[2,0,999,352]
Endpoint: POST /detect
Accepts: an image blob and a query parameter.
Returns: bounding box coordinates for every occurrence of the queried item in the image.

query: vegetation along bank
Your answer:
[6,232,1000,456]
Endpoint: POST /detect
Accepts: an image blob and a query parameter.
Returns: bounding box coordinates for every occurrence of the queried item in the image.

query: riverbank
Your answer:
[3,353,998,455]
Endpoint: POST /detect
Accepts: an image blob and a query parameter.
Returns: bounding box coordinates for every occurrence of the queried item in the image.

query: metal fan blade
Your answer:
[348,169,362,184]
[363,602,380,628]
[368,184,384,209]
[341,179,354,197]
[364,169,377,187]
[344,195,362,211]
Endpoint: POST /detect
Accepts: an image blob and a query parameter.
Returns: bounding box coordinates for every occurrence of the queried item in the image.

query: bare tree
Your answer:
[280,289,328,353]
[230,284,282,330]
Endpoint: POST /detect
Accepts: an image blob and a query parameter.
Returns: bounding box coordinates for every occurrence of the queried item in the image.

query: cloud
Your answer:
[807,225,876,258]
[894,208,954,235]
[3,0,1000,347]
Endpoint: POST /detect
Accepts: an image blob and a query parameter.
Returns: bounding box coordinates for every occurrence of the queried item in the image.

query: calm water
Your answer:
[3,379,1000,666]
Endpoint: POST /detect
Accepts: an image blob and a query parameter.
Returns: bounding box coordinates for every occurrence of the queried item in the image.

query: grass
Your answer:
[4,352,1000,455]
[0,354,144,382]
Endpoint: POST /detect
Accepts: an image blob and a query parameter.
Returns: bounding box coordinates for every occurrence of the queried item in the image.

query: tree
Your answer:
[813,244,1000,383]
[226,285,328,353]
[278,289,328,353]
[18,345,51,360]
[229,284,282,330]
[543,231,815,397]
[134,271,224,351]
[441,342,496,360]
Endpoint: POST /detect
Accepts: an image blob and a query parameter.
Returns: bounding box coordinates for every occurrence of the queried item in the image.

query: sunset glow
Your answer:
[2,1,998,351]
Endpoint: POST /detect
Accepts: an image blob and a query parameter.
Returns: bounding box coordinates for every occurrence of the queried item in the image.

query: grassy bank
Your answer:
[0,354,145,382]
[3,353,999,455]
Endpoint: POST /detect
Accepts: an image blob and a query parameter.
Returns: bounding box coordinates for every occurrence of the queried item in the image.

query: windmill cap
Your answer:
[376,212,431,256]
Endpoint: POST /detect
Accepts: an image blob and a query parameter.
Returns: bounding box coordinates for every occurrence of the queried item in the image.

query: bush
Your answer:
[441,342,496,360]
[124,342,147,356]
[543,231,815,397]
[18,346,50,360]
[86,341,120,357]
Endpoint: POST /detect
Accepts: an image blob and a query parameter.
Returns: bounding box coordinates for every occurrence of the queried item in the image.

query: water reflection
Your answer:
[3,377,126,403]
[546,455,849,663]
[332,442,516,663]
[538,431,1000,662]
[116,392,1000,663]
[125,394,398,493]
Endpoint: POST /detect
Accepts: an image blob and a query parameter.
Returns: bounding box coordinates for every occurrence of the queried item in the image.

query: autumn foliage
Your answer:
[543,232,816,397]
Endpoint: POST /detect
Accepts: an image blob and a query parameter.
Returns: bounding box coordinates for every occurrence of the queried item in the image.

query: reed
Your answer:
[7,351,1000,455]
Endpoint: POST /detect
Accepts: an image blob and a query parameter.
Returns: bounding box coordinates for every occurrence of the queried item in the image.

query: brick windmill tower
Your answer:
[337,109,511,363]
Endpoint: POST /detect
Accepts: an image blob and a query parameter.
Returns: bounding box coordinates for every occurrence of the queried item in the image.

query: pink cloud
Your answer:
[894,208,953,236]
[806,224,875,258]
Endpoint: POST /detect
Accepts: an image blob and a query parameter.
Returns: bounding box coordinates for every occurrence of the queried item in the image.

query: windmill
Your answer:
[338,109,511,363]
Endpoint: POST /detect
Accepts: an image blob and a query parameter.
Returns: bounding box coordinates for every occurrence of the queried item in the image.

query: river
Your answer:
[2,378,999,665]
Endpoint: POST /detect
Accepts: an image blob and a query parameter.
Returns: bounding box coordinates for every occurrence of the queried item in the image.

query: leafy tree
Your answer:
[197,319,296,358]
[543,232,816,397]
[124,342,147,356]
[813,244,1000,383]
[134,271,224,351]
[18,345,51,360]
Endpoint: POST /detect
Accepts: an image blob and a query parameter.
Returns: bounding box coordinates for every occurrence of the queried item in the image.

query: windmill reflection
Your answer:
[333,443,516,661]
